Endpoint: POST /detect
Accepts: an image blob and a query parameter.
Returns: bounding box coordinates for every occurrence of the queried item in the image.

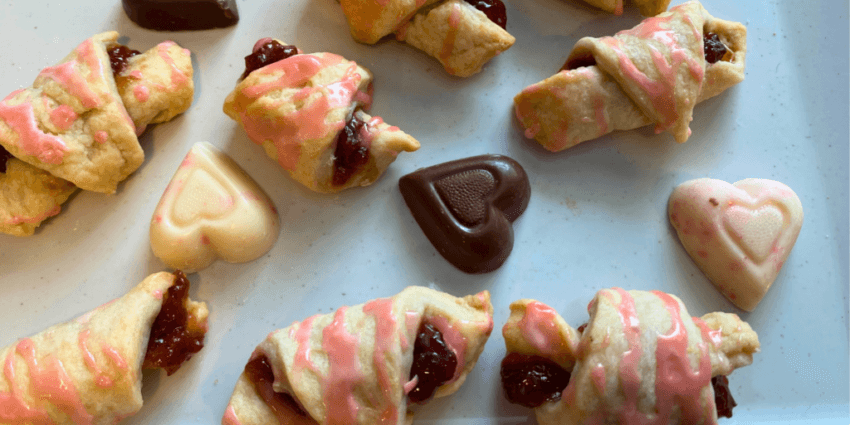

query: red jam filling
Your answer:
[408,323,458,403]
[462,0,507,29]
[107,44,141,76]
[331,113,370,187]
[712,375,736,418]
[241,39,298,80]
[704,32,730,64]
[500,352,572,408]
[576,323,588,333]
[142,270,206,376]
[0,145,13,173]
[244,354,317,423]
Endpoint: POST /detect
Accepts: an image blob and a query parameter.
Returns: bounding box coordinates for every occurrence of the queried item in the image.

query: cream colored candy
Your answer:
[668,178,804,311]
[150,142,279,273]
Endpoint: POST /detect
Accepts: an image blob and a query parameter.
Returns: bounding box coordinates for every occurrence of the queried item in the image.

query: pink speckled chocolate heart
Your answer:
[668,178,803,311]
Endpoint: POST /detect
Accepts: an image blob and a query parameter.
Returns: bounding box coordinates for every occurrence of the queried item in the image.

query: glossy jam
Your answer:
[500,352,572,408]
[142,270,206,375]
[242,40,299,80]
[703,32,728,64]
[408,323,458,403]
[244,354,315,421]
[107,45,141,75]
[0,145,13,173]
[462,0,507,29]
[712,375,736,418]
[331,113,369,186]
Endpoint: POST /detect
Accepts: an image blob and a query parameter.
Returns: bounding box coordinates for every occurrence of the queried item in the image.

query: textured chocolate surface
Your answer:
[122,0,239,31]
[399,155,530,274]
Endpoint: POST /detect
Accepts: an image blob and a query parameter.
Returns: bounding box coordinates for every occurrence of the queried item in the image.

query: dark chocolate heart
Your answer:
[122,0,239,31]
[399,155,530,274]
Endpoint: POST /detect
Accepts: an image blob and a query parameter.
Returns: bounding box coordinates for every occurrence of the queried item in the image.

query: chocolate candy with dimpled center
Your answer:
[399,155,530,274]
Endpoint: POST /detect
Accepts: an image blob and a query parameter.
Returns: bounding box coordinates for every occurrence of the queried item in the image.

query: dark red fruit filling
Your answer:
[500,353,572,408]
[331,113,370,187]
[462,0,507,29]
[143,270,206,375]
[0,145,13,173]
[242,40,299,80]
[704,32,729,64]
[244,354,315,422]
[576,323,588,333]
[408,323,458,403]
[107,44,141,76]
[712,375,737,418]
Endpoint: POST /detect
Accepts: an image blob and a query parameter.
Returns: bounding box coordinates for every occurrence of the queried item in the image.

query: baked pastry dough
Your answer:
[0,271,208,424]
[501,288,760,424]
[339,0,515,77]
[223,286,493,425]
[514,1,746,152]
[579,0,670,16]
[0,34,193,236]
[224,39,420,193]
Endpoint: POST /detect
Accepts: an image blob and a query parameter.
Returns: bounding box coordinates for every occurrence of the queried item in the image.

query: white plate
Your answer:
[1,0,848,423]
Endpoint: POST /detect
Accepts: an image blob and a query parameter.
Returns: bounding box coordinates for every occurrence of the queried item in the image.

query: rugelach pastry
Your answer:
[501,288,760,424]
[0,32,194,236]
[669,178,804,311]
[222,286,493,425]
[338,0,515,77]
[514,1,746,152]
[577,0,671,16]
[0,271,208,424]
[224,39,419,193]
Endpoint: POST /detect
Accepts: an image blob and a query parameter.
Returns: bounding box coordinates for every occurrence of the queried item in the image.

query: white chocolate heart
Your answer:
[150,142,280,273]
[668,178,803,311]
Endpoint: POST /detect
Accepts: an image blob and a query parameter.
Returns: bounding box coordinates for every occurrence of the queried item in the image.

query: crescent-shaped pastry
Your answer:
[338,0,515,77]
[0,35,194,236]
[223,39,420,193]
[514,1,746,152]
[500,288,760,424]
[222,286,494,425]
[0,271,208,424]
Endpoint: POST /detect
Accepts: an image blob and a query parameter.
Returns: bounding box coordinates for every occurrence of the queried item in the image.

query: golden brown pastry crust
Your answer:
[0,272,208,425]
[503,289,759,425]
[514,1,746,151]
[223,42,419,193]
[224,287,493,425]
[0,158,77,236]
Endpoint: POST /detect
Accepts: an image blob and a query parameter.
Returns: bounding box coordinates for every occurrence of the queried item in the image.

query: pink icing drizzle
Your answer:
[133,84,149,102]
[439,3,462,73]
[0,344,52,424]
[78,330,114,388]
[517,301,571,363]
[16,339,94,424]
[651,291,713,423]
[49,104,77,131]
[37,39,103,109]
[222,405,243,425]
[403,376,419,395]
[321,307,362,424]
[362,298,399,424]
[605,288,644,424]
[94,130,108,144]
[0,93,68,164]
[292,316,317,379]
[590,363,606,394]
[157,41,189,87]
[603,14,704,133]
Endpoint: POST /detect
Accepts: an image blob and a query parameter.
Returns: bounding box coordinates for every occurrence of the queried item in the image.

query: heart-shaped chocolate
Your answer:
[668,178,804,311]
[399,155,530,273]
[122,0,239,31]
[150,142,279,273]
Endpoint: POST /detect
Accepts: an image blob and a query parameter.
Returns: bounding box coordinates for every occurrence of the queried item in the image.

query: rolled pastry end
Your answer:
[0,156,77,236]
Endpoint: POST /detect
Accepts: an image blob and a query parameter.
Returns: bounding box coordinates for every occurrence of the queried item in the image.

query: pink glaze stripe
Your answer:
[222,405,243,425]
[133,84,150,103]
[439,3,462,72]
[291,316,317,380]
[652,291,713,423]
[0,345,52,424]
[49,104,78,131]
[321,307,363,424]
[78,330,114,388]
[425,315,467,382]
[517,301,570,362]
[16,338,94,424]
[363,298,400,424]
[157,41,189,86]
[607,288,644,424]
[7,205,61,226]
[0,95,68,164]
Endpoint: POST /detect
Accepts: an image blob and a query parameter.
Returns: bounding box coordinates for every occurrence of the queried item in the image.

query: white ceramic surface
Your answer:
[1,0,847,423]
